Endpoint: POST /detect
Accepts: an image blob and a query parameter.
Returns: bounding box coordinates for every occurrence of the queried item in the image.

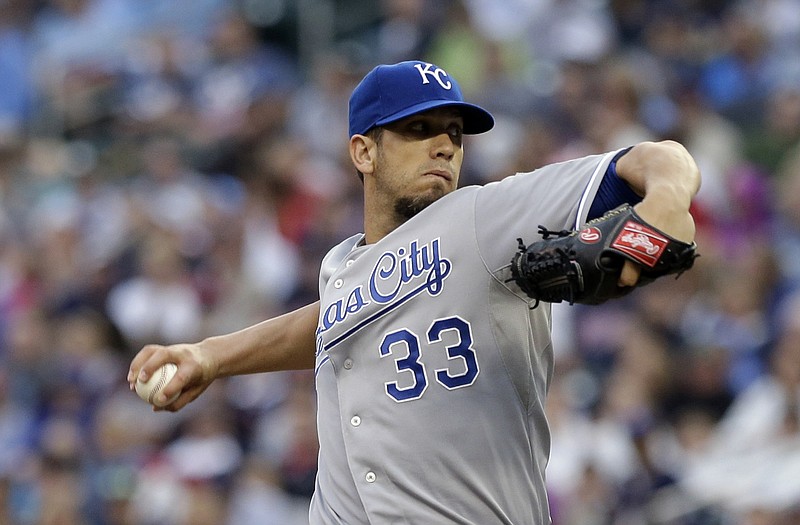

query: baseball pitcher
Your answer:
[129,60,700,524]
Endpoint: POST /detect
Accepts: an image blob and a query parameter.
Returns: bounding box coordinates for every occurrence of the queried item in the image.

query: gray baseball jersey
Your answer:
[310,150,622,524]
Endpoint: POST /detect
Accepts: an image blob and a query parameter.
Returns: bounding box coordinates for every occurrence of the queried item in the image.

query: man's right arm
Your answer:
[127,301,320,411]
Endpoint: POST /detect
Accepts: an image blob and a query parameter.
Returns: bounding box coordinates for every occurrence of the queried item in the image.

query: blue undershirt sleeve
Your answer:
[587,146,642,221]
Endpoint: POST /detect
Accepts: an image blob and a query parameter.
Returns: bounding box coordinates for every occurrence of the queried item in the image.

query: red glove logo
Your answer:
[579,227,602,244]
[611,221,668,267]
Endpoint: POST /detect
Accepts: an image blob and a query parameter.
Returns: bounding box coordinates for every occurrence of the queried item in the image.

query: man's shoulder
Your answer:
[435,185,482,207]
[320,233,364,284]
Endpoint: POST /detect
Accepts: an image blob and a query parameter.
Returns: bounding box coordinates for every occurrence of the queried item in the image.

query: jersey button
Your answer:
[350,415,361,427]
[365,471,376,483]
[334,278,344,289]
[343,358,353,369]
[346,260,354,267]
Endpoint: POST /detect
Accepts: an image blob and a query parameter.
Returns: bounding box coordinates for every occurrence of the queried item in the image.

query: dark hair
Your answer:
[356,127,384,182]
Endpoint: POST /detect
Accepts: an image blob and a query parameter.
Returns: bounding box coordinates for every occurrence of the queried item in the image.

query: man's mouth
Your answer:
[425,169,452,181]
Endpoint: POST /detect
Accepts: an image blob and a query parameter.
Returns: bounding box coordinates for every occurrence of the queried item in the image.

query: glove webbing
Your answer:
[511,239,583,307]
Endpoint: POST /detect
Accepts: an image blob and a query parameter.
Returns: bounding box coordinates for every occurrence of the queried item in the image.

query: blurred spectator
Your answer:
[745,86,800,175]
[119,31,205,141]
[186,11,300,166]
[0,1,36,147]
[713,296,800,453]
[225,455,310,525]
[524,0,617,65]
[425,1,493,97]
[34,415,88,525]
[29,0,140,137]
[251,372,318,500]
[286,51,359,162]
[698,6,773,125]
[373,0,443,64]
[105,232,203,348]
[0,366,34,491]
[4,307,55,409]
[582,60,656,151]
[127,136,216,255]
[679,296,800,522]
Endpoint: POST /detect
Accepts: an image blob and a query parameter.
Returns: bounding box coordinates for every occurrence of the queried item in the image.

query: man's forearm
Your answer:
[203,301,320,377]
[616,140,701,242]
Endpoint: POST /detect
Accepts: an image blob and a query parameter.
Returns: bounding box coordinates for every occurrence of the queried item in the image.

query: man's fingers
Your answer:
[127,344,169,389]
[128,342,212,412]
[618,261,641,287]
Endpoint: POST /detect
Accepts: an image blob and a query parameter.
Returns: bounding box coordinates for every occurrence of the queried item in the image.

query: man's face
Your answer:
[372,107,465,220]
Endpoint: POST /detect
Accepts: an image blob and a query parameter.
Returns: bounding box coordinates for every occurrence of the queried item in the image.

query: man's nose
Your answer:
[430,132,456,159]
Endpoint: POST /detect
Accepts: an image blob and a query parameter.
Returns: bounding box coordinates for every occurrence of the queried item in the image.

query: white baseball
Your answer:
[135,363,180,407]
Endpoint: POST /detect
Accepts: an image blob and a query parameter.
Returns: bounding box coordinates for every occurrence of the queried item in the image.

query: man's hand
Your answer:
[510,204,698,306]
[128,341,219,411]
[619,199,697,287]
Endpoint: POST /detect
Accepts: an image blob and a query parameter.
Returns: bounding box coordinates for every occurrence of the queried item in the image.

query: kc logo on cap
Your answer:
[413,63,452,90]
[348,61,494,137]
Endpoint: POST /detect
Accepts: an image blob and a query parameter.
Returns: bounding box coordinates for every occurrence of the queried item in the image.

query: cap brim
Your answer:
[374,100,494,135]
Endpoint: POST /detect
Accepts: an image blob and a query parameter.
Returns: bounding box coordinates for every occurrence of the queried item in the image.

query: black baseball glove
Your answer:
[510,204,697,306]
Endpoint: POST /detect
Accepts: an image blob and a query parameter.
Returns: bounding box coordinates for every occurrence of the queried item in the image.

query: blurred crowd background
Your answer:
[1,0,800,524]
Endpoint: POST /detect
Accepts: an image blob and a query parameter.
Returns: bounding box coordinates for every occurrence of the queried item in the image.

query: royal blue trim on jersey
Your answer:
[575,150,617,227]
[322,274,441,353]
[587,146,641,221]
[315,355,331,376]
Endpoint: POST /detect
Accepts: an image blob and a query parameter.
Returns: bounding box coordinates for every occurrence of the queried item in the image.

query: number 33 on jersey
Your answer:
[316,235,479,403]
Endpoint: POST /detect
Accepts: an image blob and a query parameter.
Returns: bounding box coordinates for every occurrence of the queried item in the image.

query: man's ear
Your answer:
[350,134,375,176]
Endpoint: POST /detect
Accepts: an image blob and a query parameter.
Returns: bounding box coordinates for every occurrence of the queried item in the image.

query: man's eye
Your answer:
[448,125,463,139]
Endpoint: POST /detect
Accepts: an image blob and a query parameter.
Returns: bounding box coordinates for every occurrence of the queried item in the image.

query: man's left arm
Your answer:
[614,140,701,286]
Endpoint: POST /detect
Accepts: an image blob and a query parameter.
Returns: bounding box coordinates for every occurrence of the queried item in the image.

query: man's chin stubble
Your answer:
[393,192,441,221]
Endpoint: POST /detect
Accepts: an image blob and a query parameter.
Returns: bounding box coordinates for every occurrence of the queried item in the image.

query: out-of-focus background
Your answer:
[1,0,800,524]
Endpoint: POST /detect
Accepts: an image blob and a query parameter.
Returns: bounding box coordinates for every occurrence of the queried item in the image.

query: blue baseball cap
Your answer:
[348,61,495,137]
